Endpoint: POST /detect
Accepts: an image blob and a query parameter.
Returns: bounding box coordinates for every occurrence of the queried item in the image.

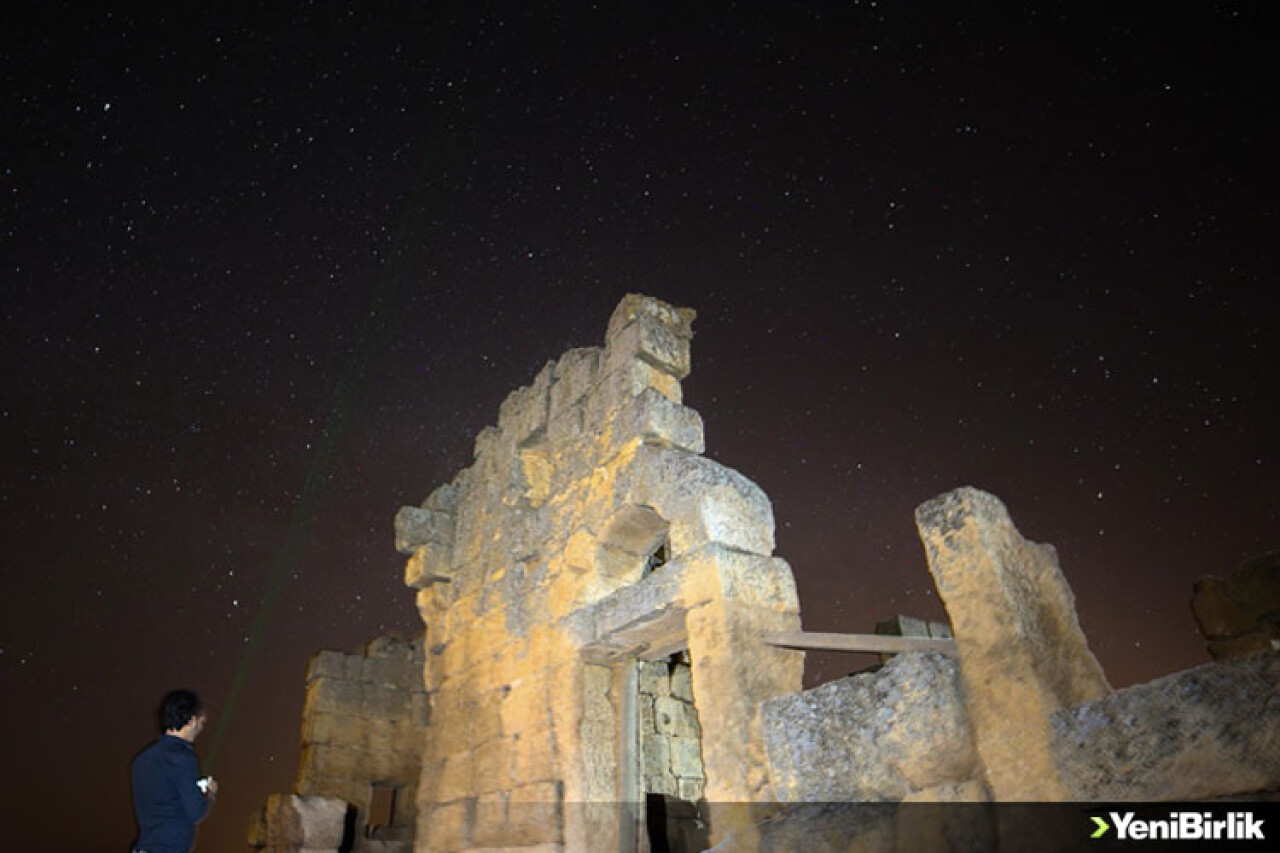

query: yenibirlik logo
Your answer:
[1091,811,1265,841]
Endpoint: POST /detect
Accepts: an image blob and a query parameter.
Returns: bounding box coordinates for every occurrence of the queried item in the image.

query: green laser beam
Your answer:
[202,261,413,774]
[199,118,453,775]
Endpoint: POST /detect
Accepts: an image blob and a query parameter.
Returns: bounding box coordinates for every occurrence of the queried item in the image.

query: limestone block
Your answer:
[264,794,348,848]
[299,744,369,781]
[501,675,552,737]
[686,602,804,804]
[654,696,698,738]
[603,300,692,373]
[362,652,411,687]
[306,650,348,683]
[394,504,456,556]
[474,736,513,793]
[424,799,472,853]
[638,659,671,697]
[548,347,600,419]
[302,712,360,747]
[762,652,977,802]
[605,294,695,356]
[304,678,364,718]
[362,683,411,721]
[507,780,564,847]
[608,387,704,456]
[471,693,502,744]
[612,445,776,558]
[1052,653,1280,800]
[498,361,553,445]
[511,725,559,785]
[435,750,475,802]
[647,772,677,797]
[914,487,1110,800]
[470,790,511,848]
[682,548,800,614]
[677,778,703,801]
[639,695,656,735]
[670,736,705,779]
[585,363,682,435]
[671,663,693,701]
[642,733,671,783]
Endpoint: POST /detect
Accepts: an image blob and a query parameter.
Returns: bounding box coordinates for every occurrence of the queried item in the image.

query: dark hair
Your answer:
[159,689,203,732]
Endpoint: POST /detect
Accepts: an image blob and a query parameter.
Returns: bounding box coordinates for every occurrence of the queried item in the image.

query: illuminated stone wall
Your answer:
[396,294,804,851]
[249,635,428,853]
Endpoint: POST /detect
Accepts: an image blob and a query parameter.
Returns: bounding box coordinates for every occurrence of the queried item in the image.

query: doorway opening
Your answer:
[637,652,708,853]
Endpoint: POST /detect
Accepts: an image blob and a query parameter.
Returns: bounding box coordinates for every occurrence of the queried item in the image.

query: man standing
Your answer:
[131,689,218,853]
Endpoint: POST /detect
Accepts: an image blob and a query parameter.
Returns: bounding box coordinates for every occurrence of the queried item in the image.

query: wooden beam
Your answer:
[760,631,958,656]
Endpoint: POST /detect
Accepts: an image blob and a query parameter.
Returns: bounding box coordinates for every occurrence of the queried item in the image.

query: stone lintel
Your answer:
[579,605,688,664]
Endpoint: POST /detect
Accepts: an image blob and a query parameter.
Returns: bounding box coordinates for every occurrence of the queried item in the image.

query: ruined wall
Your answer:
[396,294,804,851]
[748,486,1277,853]
[251,635,428,853]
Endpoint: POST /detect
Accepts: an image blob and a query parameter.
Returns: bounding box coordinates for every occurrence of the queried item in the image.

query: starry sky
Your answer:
[3,3,1275,850]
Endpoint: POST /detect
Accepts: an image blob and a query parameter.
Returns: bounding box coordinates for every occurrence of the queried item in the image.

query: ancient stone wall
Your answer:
[744,486,1277,852]
[396,294,804,851]
[250,635,428,853]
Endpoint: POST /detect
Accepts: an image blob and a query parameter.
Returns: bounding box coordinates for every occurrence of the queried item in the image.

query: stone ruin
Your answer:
[253,294,1279,852]
[249,636,428,853]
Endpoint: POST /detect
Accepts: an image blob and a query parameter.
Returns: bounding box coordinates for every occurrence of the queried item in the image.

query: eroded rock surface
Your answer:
[1052,653,1280,800]
[915,487,1110,800]
[762,651,977,801]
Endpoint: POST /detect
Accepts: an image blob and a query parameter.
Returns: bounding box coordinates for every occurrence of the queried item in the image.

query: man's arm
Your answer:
[172,749,212,823]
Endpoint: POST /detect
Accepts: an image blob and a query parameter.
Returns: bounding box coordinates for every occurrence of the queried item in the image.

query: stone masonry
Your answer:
[396,294,803,851]
[251,634,428,853]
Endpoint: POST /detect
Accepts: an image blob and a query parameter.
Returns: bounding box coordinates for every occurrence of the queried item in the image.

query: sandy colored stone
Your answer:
[424,799,472,852]
[915,487,1110,800]
[686,601,803,805]
[762,651,977,802]
[264,794,348,848]
[1052,652,1280,799]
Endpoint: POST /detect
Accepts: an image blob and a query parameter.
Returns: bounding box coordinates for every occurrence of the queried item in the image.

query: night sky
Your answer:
[3,3,1275,851]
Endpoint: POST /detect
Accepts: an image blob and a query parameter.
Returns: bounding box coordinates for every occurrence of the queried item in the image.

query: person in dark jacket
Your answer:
[130,689,217,853]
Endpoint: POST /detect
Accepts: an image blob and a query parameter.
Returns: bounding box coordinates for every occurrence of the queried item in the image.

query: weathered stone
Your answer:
[914,487,1110,800]
[393,504,455,556]
[1192,551,1280,660]
[497,361,553,445]
[264,794,348,848]
[762,651,977,801]
[258,635,428,849]
[1052,653,1280,799]
[653,696,698,738]
[670,736,705,779]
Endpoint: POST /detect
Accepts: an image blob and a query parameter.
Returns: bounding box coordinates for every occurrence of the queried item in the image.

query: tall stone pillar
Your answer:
[914,487,1110,800]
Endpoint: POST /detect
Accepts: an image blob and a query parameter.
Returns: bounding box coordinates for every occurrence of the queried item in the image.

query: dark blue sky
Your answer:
[3,3,1274,850]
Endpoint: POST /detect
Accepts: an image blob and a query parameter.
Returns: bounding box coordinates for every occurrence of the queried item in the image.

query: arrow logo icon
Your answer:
[1091,816,1111,838]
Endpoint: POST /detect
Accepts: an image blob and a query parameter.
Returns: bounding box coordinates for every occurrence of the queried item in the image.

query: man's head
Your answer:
[159,689,206,740]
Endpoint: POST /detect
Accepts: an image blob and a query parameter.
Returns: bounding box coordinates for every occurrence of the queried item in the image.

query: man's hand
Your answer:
[203,777,218,800]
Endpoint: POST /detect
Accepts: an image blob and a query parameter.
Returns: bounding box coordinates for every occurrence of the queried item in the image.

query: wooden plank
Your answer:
[760,631,958,656]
